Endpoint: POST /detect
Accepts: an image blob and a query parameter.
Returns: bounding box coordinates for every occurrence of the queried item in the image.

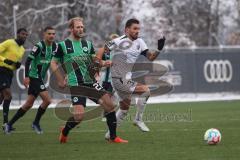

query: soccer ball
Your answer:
[204,128,221,145]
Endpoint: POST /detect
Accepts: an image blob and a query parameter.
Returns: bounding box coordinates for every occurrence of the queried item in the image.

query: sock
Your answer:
[105,111,117,140]
[135,98,147,121]
[135,89,150,121]
[8,108,26,126]
[3,100,11,124]
[33,106,46,125]
[62,117,79,136]
[116,109,128,127]
[0,94,4,105]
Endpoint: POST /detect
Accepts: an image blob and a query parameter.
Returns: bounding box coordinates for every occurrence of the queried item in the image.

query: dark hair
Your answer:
[17,28,27,34]
[43,26,55,32]
[125,18,140,28]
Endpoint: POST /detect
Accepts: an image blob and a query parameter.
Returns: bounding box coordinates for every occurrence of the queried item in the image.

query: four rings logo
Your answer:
[204,60,233,83]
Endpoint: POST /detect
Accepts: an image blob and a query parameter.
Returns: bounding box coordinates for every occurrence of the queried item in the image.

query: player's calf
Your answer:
[134,85,150,132]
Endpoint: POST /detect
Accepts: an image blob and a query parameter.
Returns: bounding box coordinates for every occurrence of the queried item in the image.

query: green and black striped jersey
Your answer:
[53,38,96,86]
[101,52,112,83]
[28,41,57,79]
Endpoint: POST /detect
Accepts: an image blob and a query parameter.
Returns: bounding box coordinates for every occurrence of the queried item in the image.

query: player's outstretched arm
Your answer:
[51,60,66,88]
[23,57,33,88]
[96,47,105,60]
[146,36,166,61]
[158,36,166,51]
[96,47,112,67]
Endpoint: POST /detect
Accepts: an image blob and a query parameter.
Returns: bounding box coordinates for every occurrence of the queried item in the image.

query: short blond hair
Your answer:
[109,33,119,40]
[68,17,83,29]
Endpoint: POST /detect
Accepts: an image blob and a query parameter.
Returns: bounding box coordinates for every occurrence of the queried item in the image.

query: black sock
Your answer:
[62,117,79,136]
[0,95,4,105]
[105,111,117,140]
[33,106,46,125]
[3,100,11,124]
[8,108,26,126]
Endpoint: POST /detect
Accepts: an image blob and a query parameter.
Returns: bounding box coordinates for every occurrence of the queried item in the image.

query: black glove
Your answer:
[15,62,21,69]
[158,36,166,51]
[3,59,15,65]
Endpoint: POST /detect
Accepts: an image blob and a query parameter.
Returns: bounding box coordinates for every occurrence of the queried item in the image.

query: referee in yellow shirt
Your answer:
[0,28,28,129]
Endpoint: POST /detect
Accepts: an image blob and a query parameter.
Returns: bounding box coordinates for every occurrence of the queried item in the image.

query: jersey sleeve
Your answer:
[28,45,41,59]
[0,40,10,54]
[52,43,64,62]
[139,39,149,57]
[105,39,117,51]
[90,42,95,55]
[139,39,148,52]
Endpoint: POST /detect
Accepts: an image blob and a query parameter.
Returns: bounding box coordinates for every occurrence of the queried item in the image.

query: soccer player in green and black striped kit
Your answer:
[100,34,119,93]
[99,34,118,122]
[51,17,127,143]
[4,27,57,134]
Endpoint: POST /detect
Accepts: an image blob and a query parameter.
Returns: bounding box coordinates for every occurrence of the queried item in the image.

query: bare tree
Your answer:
[0,0,240,48]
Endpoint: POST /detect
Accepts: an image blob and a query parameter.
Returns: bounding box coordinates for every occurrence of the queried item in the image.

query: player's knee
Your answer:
[99,94,115,112]
[5,96,12,101]
[145,87,151,96]
[3,93,12,100]
[74,113,84,123]
[22,100,34,109]
[141,86,150,97]
[120,99,131,110]
[104,104,115,113]
[43,98,51,106]
[22,105,32,111]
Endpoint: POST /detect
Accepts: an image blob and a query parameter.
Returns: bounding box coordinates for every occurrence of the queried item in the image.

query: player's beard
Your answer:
[75,31,84,39]
[46,38,54,44]
[130,33,138,40]
[15,38,26,45]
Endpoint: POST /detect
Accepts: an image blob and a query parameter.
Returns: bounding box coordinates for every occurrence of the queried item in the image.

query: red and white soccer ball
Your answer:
[204,128,221,145]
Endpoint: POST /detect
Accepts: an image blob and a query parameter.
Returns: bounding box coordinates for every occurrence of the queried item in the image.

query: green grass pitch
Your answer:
[0,100,240,160]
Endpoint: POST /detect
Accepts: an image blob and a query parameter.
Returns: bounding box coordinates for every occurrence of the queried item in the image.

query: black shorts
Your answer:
[28,77,47,97]
[0,67,13,91]
[102,81,113,93]
[70,82,107,107]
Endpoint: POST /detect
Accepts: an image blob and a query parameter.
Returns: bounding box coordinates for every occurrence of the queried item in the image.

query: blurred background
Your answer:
[1,0,240,48]
[0,0,240,106]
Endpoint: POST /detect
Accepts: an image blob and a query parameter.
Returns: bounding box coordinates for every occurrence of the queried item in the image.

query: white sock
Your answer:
[116,108,128,127]
[135,88,150,121]
[135,98,146,122]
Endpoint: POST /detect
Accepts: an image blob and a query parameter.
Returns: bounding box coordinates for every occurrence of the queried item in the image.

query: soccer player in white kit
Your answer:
[97,18,165,138]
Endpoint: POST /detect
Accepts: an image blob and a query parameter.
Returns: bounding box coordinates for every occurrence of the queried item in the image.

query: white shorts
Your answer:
[112,77,137,100]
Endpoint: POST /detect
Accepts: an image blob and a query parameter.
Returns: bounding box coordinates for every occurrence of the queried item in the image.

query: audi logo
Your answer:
[204,60,233,83]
